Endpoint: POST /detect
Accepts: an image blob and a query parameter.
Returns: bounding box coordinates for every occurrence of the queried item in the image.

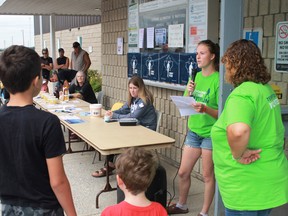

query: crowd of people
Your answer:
[40,42,92,103]
[0,38,287,216]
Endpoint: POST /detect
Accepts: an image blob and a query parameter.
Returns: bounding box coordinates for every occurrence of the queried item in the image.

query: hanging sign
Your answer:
[275,21,288,72]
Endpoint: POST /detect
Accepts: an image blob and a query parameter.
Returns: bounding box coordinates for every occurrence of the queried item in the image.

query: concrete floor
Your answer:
[64,141,288,216]
[63,142,214,216]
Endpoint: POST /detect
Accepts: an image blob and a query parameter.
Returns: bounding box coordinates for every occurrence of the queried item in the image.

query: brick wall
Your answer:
[101,0,194,172]
[244,0,288,105]
[34,24,102,71]
[101,0,288,173]
[33,0,288,174]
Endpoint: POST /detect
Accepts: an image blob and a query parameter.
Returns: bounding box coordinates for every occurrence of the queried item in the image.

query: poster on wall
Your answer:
[159,53,180,84]
[128,0,139,52]
[188,0,207,52]
[141,53,159,81]
[139,0,186,12]
[179,53,198,85]
[138,28,145,49]
[275,21,288,72]
[117,37,124,55]
[147,27,155,48]
[128,53,142,77]
[155,28,167,46]
[168,24,184,48]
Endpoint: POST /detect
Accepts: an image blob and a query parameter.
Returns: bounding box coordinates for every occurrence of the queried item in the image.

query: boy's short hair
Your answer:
[0,45,41,94]
[116,147,158,195]
[58,48,64,52]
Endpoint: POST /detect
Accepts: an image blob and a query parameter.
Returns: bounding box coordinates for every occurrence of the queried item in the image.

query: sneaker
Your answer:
[166,204,189,214]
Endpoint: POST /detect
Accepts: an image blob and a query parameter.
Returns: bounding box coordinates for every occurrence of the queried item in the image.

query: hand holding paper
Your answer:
[170,96,199,117]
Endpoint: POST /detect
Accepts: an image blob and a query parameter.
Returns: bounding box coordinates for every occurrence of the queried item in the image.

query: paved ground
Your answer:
[64,141,288,216]
[63,142,214,216]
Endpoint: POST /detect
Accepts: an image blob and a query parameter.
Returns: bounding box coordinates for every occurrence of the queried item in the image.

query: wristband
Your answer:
[232,150,245,161]
[232,155,242,161]
[200,104,207,113]
[202,105,207,113]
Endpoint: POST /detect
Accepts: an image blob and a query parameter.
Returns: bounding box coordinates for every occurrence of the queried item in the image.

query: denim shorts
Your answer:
[184,130,212,150]
[225,208,272,216]
[1,203,64,216]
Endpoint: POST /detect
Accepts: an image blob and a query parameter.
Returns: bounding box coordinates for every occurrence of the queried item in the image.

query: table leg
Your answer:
[67,130,72,153]
[95,156,117,208]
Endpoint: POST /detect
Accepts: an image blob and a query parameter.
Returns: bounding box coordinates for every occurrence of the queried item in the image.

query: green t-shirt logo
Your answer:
[266,93,279,109]
[193,88,210,104]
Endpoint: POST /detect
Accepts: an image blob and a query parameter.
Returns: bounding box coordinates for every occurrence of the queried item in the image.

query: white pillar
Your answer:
[214,0,243,216]
[49,14,56,62]
[39,15,43,50]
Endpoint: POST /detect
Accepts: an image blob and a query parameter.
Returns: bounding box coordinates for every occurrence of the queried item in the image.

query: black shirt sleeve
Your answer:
[42,114,66,158]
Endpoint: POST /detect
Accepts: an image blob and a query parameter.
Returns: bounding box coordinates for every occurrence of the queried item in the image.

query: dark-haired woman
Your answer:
[167,40,220,216]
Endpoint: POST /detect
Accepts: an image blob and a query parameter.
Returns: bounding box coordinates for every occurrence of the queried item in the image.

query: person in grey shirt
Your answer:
[70,42,91,74]
[92,75,157,178]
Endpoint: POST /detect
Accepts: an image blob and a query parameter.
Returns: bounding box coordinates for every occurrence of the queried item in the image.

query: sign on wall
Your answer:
[188,0,207,52]
[128,0,139,52]
[243,28,263,51]
[275,21,288,73]
[127,52,197,85]
[128,53,142,77]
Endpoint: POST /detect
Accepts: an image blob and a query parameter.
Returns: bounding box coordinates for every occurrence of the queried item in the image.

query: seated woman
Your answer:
[69,71,97,104]
[92,75,157,177]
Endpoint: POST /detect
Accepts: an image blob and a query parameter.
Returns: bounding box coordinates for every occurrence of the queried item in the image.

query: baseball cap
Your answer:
[72,42,80,48]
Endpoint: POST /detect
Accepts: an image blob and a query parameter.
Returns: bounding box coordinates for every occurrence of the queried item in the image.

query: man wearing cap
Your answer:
[70,42,91,74]
[55,48,69,72]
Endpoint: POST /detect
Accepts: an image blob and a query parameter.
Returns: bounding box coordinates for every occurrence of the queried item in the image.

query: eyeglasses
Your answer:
[42,52,47,55]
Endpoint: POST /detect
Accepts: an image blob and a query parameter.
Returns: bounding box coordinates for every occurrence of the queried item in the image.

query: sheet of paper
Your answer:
[117,37,124,55]
[168,24,184,48]
[146,27,155,48]
[138,28,144,48]
[170,95,199,117]
[59,115,85,124]
[53,107,83,114]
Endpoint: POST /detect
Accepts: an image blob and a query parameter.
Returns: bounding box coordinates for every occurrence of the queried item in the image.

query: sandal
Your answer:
[70,133,79,140]
[166,204,189,214]
[91,167,115,178]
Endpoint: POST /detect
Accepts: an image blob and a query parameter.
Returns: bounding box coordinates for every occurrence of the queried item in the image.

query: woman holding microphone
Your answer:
[167,40,219,216]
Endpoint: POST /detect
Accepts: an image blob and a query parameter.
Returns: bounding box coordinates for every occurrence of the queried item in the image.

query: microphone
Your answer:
[189,64,198,96]
[191,68,197,82]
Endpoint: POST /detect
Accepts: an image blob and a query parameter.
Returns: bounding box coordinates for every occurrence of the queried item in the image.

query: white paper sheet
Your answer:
[168,24,184,48]
[138,28,144,48]
[59,115,85,124]
[147,27,155,48]
[170,96,199,117]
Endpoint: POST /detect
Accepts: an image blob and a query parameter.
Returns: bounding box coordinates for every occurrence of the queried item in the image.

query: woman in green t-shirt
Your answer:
[167,40,219,216]
[211,39,288,216]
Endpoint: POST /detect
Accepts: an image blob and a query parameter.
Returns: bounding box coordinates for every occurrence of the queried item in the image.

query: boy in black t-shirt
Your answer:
[0,45,77,216]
